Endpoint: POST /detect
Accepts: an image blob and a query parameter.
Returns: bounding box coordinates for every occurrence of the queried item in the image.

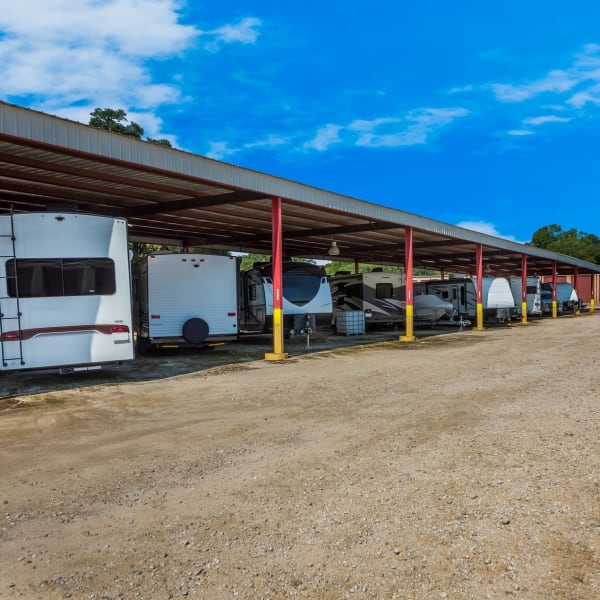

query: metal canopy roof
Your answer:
[1,101,599,277]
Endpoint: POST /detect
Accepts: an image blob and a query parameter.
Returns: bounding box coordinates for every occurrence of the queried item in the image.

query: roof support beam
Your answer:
[123,190,266,216]
[197,220,400,247]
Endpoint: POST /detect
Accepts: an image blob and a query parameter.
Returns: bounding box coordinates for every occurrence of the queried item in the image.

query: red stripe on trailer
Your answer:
[1,324,130,342]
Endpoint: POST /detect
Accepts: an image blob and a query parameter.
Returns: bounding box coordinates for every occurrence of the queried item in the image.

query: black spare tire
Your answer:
[182,318,209,344]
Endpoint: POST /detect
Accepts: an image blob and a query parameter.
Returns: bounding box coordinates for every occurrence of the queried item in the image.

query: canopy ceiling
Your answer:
[1,101,599,277]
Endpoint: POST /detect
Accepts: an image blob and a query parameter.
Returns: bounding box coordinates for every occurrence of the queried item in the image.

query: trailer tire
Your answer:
[182,318,210,345]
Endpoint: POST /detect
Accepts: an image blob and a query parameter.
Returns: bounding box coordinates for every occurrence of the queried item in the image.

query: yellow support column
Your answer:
[265,307,287,360]
[521,301,528,324]
[401,303,416,342]
[475,303,485,331]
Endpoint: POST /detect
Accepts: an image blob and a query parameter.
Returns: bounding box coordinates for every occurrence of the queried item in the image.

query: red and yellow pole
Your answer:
[552,261,558,319]
[400,226,416,342]
[475,243,484,330]
[520,254,528,325]
[265,196,288,361]
[574,267,581,315]
[591,274,596,313]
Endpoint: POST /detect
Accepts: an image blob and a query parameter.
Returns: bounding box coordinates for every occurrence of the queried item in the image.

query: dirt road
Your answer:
[1,315,599,599]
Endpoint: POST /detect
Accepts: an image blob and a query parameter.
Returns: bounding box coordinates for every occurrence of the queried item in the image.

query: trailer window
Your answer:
[282,273,321,305]
[375,283,394,299]
[248,284,257,301]
[526,285,538,294]
[6,258,116,298]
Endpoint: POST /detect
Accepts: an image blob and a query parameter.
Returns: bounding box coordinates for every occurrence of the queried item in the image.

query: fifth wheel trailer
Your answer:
[329,271,406,329]
[133,253,240,349]
[0,212,134,372]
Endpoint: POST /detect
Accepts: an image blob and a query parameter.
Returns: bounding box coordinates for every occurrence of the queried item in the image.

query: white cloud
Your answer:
[202,17,261,52]
[491,69,579,103]
[303,108,468,152]
[0,1,261,140]
[523,115,571,126]
[304,124,343,151]
[456,221,521,242]
[490,45,600,107]
[566,89,600,108]
[507,129,535,136]
[206,141,240,161]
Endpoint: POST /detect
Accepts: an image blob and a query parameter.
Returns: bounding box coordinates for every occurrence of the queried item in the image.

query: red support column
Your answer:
[265,197,288,361]
[521,254,528,324]
[591,274,596,313]
[354,258,359,274]
[400,226,416,342]
[574,267,581,314]
[552,261,558,319]
[475,244,484,330]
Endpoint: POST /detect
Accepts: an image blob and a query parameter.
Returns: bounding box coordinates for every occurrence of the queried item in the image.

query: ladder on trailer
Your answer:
[0,210,25,366]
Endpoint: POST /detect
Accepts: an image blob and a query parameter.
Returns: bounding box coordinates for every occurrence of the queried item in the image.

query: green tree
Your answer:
[89,108,175,147]
[147,137,173,148]
[323,261,438,277]
[530,224,600,264]
[324,261,402,277]
[89,108,144,138]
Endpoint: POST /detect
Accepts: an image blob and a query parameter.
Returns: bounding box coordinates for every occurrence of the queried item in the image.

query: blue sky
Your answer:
[1,1,599,244]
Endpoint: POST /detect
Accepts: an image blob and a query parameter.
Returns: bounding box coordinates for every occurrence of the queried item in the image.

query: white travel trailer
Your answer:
[133,253,240,348]
[240,261,332,333]
[0,212,134,372]
[509,276,542,318]
[415,277,516,323]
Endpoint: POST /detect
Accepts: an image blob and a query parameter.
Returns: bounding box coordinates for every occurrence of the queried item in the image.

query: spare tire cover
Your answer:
[182,318,209,344]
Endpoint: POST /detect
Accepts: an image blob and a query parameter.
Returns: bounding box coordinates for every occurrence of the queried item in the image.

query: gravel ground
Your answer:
[1,314,599,599]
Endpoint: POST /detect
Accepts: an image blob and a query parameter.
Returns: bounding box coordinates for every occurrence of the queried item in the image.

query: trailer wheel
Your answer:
[182,318,210,345]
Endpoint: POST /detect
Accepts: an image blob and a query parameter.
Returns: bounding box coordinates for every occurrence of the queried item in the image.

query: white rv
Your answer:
[133,253,239,348]
[0,212,134,372]
[415,277,516,323]
[509,276,542,318]
[240,261,332,333]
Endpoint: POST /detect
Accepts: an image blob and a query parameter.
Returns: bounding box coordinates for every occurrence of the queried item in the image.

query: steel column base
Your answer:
[264,352,289,361]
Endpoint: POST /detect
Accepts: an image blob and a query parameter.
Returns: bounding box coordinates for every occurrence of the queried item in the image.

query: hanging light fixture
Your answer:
[328,240,340,256]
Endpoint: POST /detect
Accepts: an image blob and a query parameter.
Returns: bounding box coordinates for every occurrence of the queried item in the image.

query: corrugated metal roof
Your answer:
[1,100,599,276]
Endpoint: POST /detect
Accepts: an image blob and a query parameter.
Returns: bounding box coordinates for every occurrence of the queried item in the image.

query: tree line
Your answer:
[529,225,600,264]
